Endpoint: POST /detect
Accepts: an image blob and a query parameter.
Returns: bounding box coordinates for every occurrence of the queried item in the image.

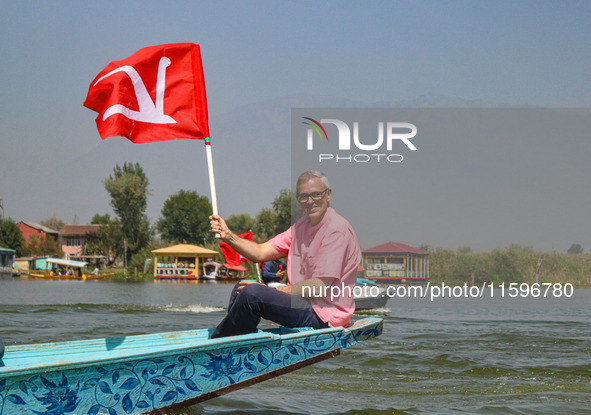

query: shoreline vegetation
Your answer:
[105,245,591,286]
[426,245,591,286]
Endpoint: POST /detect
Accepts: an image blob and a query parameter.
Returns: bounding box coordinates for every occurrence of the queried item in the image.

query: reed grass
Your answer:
[428,245,591,285]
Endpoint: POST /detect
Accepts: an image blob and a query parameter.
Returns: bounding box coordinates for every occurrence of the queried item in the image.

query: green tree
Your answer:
[418,243,432,252]
[226,214,255,235]
[157,190,212,244]
[85,213,123,264]
[20,235,64,258]
[40,215,65,232]
[272,189,304,233]
[129,245,157,274]
[104,163,152,257]
[567,243,584,254]
[0,217,24,255]
[253,208,276,239]
[252,189,305,238]
[91,213,115,225]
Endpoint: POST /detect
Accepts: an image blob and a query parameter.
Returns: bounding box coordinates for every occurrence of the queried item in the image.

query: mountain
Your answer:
[6,93,531,225]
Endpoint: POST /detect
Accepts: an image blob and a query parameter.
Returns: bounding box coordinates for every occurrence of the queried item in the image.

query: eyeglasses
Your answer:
[297,188,329,203]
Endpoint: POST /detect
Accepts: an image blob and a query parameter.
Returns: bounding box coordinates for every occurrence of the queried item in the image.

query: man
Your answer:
[261,259,286,285]
[209,170,361,338]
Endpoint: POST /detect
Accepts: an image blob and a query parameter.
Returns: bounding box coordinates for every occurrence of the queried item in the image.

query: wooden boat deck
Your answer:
[0,325,345,377]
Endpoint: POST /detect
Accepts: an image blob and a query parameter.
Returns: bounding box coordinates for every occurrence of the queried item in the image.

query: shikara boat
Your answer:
[28,258,114,280]
[0,318,382,415]
[354,278,389,310]
[0,247,16,280]
[201,261,221,280]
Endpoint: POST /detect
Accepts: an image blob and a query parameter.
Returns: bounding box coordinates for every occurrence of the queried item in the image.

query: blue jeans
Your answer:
[211,282,328,338]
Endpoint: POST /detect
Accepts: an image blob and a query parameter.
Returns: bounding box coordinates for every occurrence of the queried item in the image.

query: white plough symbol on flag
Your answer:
[93,57,177,124]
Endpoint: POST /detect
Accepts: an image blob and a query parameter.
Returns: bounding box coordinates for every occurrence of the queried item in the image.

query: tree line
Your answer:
[424,244,591,286]
[0,162,303,270]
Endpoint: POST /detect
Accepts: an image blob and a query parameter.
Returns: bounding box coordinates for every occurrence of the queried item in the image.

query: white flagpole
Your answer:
[204,138,220,238]
[255,262,262,283]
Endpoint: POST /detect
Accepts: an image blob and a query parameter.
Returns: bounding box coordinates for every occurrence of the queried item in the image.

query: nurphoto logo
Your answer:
[302,117,418,163]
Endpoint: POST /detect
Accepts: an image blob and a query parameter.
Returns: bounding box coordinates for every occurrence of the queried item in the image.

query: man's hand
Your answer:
[275,285,292,295]
[209,215,232,241]
[237,279,262,292]
[238,279,292,294]
[209,217,284,264]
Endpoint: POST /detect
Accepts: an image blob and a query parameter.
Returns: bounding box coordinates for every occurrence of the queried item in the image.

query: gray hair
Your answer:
[296,170,330,192]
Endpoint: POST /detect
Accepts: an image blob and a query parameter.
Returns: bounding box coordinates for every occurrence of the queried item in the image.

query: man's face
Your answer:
[297,177,331,225]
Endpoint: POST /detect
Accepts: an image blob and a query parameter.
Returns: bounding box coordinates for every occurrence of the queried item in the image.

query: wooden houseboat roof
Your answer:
[152,244,218,256]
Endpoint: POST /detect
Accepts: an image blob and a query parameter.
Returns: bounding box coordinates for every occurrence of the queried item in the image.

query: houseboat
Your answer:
[153,244,219,280]
[362,242,430,284]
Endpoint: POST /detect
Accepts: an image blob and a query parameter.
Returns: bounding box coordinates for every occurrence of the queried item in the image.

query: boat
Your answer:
[354,278,389,310]
[28,258,115,280]
[0,247,16,280]
[0,317,383,415]
[153,244,218,280]
[201,261,221,280]
[219,263,246,280]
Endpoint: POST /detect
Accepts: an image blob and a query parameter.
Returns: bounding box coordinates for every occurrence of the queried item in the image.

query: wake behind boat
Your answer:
[0,318,382,414]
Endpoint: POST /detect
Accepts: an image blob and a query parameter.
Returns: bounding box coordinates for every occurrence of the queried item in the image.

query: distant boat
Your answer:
[219,263,246,280]
[0,247,16,279]
[201,261,221,280]
[0,318,383,415]
[354,278,389,310]
[28,258,114,280]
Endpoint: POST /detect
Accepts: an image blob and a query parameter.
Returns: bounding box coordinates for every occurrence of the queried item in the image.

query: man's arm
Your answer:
[262,261,286,280]
[261,261,275,279]
[210,215,283,263]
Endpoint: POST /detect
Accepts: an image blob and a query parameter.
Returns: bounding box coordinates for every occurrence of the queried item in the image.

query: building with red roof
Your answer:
[16,222,59,247]
[59,225,101,257]
[362,242,429,283]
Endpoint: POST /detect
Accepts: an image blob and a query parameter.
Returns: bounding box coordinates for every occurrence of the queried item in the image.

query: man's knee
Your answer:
[240,283,269,301]
[227,284,270,316]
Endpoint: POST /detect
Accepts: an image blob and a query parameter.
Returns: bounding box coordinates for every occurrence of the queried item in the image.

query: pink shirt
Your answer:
[269,207,361,327]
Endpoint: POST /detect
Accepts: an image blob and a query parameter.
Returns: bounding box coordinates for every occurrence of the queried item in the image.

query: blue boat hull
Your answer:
[0,318,382,414]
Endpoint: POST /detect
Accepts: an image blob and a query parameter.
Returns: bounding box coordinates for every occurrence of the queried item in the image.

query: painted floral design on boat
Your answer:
[0,329,365,415]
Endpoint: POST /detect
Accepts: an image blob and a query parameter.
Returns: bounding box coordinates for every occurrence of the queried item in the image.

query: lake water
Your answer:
[1,277,590,414]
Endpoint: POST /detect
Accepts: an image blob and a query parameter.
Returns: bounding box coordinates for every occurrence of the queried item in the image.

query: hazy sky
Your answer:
[1,1,590,252]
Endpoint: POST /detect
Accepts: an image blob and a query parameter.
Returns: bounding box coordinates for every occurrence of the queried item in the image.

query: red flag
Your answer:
[220,232,253,266]
[83,43,209,143]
